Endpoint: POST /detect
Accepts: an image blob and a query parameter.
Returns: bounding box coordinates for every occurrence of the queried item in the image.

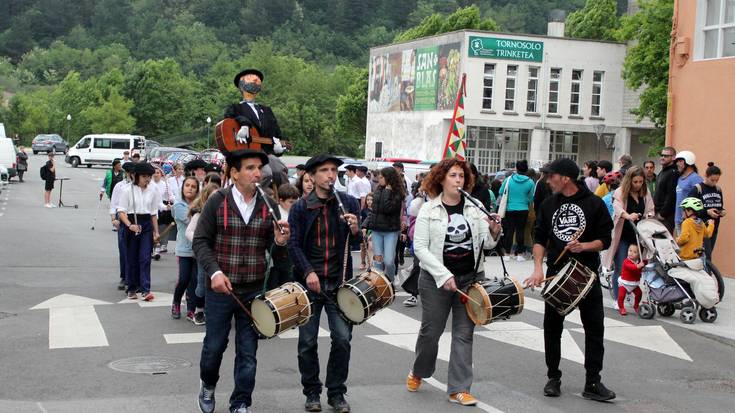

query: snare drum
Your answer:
[336,270,395,325]
[465,277,525,325]
[250,282,312,338]
[541,259,597,316]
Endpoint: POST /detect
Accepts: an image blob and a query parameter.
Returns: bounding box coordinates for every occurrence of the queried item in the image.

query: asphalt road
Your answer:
[0,154,734,413]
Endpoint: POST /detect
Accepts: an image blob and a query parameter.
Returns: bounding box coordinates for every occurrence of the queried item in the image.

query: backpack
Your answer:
[40,165,49,180]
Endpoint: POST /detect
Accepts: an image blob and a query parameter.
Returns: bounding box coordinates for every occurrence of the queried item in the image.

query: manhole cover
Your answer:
[108,356,192,374]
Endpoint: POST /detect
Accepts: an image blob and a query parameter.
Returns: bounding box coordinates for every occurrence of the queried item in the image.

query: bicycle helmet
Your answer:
[603,171,622,185]
[675,150,696,165]
[680,197,704,211]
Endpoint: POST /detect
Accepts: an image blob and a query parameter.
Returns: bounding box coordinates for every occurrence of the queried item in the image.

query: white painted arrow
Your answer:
[31,294,112,349]
[574,325,692,362]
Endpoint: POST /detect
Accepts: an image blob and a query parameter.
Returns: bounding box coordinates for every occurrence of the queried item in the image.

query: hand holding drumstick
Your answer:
[553,227,585,265]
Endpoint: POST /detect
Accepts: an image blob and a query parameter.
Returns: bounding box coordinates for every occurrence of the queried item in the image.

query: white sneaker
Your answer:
[613,301,619,310]
[403,296,418,307]
[44,203,53,208]
[503,256,511,262]
[50,204,57,208]
[516,255,527,262]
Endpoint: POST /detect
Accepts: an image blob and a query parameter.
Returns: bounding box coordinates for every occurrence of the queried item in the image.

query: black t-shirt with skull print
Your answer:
[443,199,475,276]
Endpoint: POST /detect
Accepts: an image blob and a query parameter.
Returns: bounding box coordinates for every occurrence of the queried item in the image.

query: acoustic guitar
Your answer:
[215,118,274,153]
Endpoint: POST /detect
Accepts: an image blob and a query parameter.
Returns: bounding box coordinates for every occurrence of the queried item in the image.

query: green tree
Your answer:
[81,90,135,133]
[617,0,673,151]
[565,0,620,40]
[394,6,499,43]
[335,68,368,157]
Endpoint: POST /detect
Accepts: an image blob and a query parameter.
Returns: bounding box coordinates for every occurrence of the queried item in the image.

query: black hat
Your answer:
[392,162,404,169]
[304,154,343,173]
[295,164,306,170]
[134,162,156,176]
[345,164,357,171]
[205,163,222,173]
[185,159,208,171]
[540,158,579,179]
[224,149,269,167]
[357,165,368,173]
[122,162,136,173]
[233,69,264,87]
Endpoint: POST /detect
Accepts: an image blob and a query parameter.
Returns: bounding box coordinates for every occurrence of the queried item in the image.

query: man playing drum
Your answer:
[192,149,291,413]
[287,154,361,413]
[523,158,616,402]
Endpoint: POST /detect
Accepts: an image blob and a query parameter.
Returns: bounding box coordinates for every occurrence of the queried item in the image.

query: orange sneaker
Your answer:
[406,372,422,392]
[143,292,155,302]
[449,392,478,406]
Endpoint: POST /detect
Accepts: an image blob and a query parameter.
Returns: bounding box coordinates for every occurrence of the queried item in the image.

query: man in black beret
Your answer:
[187,159,208,186]
[287,154,361,413]
[193,149,290,413]
[524,157,616,402]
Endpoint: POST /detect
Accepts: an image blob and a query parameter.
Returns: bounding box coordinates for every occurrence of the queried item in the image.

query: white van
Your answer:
[66,134,146,168]
[0,138,18,179]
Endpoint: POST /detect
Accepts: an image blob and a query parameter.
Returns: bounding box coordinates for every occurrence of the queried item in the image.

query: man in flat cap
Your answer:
[193,149,291,413]
[225,69,289,188]
[117,162,161,301]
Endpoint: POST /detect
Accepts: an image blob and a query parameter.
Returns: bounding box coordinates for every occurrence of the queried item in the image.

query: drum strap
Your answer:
[473,239,485,276]
[341,234,349,285]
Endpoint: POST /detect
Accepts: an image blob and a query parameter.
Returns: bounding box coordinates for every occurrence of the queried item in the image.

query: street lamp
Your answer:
[66,114,72,140]
[593,123,605,160]
[206,116,212,149]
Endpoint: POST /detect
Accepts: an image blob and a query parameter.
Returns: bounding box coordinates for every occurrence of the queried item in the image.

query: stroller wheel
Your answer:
[638,303,655,319]
[699,307,718,323]
[680,307,696,324]
[657,303,676,317]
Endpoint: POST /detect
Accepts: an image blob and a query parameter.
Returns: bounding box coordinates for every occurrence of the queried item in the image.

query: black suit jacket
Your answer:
[224,102,282,155]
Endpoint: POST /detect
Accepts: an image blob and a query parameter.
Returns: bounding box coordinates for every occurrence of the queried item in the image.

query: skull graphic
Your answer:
[447,213,469,243]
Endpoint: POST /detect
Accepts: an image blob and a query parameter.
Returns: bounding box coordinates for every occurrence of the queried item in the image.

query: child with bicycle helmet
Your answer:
[676,197,714,260]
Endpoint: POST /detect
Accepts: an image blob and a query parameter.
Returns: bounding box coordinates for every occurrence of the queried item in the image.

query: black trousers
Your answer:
[501,210,529,254]
[544,281,604,384]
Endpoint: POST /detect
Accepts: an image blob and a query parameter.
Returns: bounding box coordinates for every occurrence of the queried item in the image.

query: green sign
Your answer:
[414,46,439,111]
[468,36,544,62]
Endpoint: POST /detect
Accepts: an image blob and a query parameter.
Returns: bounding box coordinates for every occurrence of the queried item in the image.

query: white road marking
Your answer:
[368,332,452,361]
[118,291,177,307]
[574,325,692,361]
[476,328,584,364]
[424,377,506,413]
[523,297,632,327]
[31,294,112,349]
[279,327,329,338]
[366,307,421,334]
[164,332,205,344]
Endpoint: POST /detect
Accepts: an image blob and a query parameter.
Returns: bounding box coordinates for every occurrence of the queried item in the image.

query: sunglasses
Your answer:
[659,153,674,157]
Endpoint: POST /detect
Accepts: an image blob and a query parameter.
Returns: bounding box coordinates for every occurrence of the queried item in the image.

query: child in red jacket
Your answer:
[618,244,645,316]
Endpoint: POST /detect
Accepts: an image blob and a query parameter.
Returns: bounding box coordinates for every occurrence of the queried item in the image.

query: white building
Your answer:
[365,23,655,173]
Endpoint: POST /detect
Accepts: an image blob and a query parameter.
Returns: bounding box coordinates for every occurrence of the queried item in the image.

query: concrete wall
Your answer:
[668,0,735,275]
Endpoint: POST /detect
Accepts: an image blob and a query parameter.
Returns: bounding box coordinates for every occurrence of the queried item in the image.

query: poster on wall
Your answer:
[368,54,388,113]
[414,46,439,111]
[368,53,403,112]
[400,49,415,111]
[436,42,461,110]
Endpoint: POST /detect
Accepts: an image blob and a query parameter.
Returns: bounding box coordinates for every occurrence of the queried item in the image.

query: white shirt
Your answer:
[153,178,172,210]
[346,175,359,198]
[243,101,260,120]
[117,184,162,216]
[231,185,257,223]
[278,205,289,221]
[167,175,183,202]
[109,181,130,215]
[357,176,372,198]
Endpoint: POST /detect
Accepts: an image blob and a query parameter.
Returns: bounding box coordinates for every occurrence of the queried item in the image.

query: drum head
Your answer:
[251,299,277,338]
[467,285,489,325]
[336,287,366,324]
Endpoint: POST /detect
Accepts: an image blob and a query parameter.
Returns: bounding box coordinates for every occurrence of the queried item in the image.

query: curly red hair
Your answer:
[421,158,475,198]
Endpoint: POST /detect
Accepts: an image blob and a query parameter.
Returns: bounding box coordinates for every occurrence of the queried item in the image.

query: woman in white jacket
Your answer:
[406,158,501,406]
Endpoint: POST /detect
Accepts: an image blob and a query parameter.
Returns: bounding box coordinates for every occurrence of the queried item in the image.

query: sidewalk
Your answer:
[479,257,735,342]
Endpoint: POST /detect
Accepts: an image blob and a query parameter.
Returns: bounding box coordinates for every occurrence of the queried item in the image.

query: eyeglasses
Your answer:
[659,153,674,157]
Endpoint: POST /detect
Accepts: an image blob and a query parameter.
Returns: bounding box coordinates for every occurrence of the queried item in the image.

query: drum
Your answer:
[250,282,312,338]
[336,270,395,325]
[465,277,525,325]
[541,259,597,316]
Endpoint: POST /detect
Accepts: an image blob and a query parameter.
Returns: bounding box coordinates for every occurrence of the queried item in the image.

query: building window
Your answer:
[591,71,604,116]
[569,69,583,115]
[482,64,495,110]
[700,0,735,59]
[548,131,580,162]
[465,126,530,173]
[505,65,517,111]
[374,142,382,158]
[548,68,561,114]
[526,67,539,113]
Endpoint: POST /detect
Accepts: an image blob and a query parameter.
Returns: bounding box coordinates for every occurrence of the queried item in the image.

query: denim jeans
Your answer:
[298,289,353,399]
[199,288,259,409]
[173,256,198,312]
[371,230,399,281]
[196,261,205,299]
[612,239,631,301]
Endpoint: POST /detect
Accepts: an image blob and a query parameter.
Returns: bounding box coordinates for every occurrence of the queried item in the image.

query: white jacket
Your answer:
[414,194,499,288]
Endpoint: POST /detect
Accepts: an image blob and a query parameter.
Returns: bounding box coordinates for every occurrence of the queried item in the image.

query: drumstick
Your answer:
[523,275,556,290]
[553,227,585,266]
[229,291,262,329]
[456,290,483,307]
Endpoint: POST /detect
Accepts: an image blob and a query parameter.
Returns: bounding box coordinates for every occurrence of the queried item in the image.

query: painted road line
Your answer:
[476,328,584,364]
[424,377,505,413]
[31,294,112,349]
[524,297,632,327]
[280,327,329,339]
[164,332,205,344]
[366,307,421,334]
[574,325,692,361]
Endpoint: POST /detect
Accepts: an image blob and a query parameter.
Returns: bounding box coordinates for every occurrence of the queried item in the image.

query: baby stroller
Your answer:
[634,219,725,324]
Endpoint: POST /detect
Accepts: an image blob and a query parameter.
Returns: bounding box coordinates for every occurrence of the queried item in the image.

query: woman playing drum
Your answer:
[406,158,501,406]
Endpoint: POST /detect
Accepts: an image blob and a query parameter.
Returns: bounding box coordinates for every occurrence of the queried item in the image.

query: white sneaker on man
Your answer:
[403,296,418,307]
[44,203,54,208]
[502,256,511,262]
[516,255,527,262]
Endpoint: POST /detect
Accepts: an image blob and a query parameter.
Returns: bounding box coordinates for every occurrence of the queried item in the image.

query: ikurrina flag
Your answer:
[442,73,467,160]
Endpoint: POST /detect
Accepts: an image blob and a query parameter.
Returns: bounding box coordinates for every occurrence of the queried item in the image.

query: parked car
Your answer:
[144,140,161,159]
[148,147,195,164]
[32,134,68,154]
[198,149,225,165]
[0,138,18,180]
[66,134,146,168]
[164,151,198,166]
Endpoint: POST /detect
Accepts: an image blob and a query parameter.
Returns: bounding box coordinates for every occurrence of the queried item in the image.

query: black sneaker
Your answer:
[327,395,350,413]
[198,381,216,413]
[193,311,206,326]
[117,279,125,291]
[304,394,321,412]
[582,381,616,402]
[544,378,561,397]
